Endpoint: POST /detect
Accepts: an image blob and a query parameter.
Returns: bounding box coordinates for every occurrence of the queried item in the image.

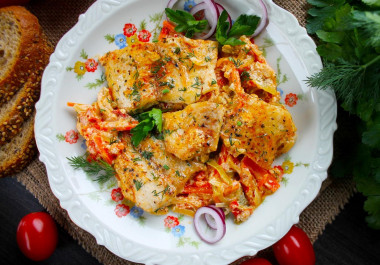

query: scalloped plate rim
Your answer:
[35,0,337,264]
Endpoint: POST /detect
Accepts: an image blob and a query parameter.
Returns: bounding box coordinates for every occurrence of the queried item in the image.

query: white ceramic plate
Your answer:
[35,0,337,264]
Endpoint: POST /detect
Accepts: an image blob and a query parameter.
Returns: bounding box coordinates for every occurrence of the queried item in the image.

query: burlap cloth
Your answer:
[14,0,356,264]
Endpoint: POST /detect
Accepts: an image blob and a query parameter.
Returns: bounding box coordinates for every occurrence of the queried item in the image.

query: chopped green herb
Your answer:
[229,57,244,68]
[133,70,140,80]
[162,89,170,94]
[151,172,159,180]
[191,77,202,89]
[133,179,143,191]
[175,170,182,177]
[132,157,142,162]
[174,47,181,54]
[152,184,170,198]
[163,165,170,170]
[229,134,234,146]
[141,151,154,160]
[240,71,251,82]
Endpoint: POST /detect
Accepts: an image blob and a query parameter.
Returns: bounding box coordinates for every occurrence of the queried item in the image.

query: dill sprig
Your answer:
[67,155,115,184]
[306,57,380,112]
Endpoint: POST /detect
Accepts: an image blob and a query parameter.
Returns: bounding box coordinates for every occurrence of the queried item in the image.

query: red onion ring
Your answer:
[194,206,226,244]
[165,0,179,21]
[189,2,207,15]
[252,0,269,37]
[167,0,178,9]
[205,205,225,229]
[189,0,218,39]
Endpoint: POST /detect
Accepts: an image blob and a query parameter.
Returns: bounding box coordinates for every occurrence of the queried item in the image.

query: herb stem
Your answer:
[362,55,380,69]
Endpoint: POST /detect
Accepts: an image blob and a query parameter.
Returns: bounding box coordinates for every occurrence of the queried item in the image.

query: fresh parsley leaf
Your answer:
[131,108,163,146]
[149,108,163,132]
[165,8,208,38]
[216,10,260,46]
[229,14,260,37]
[316,30,345,44]
[216,10,230,44]
[362,124,380,148]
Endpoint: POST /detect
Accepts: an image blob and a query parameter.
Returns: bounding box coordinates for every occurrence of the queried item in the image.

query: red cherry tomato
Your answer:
[240,257,272,265]
[272,225,315,265]
[16,212,58,261]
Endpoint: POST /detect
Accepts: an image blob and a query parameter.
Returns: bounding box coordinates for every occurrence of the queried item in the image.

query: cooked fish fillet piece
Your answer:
[155,37,219,104]
[99,43,161,112]
[99,37,218,113]
[72,87,137,163]
[220,35,278,103]
[220,93,296,169]
[162,101,225,162]
[114,135,206,214]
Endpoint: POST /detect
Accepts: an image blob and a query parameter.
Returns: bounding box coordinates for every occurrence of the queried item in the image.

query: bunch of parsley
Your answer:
[306,0,380,229]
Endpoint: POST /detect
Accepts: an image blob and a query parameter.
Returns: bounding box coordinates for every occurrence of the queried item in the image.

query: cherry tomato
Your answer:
[240,257,272,265]
[16,212,58,261]
[272,225,315,265]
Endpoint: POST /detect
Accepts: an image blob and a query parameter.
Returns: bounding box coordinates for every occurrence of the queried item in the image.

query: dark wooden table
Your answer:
[0,176,379,265]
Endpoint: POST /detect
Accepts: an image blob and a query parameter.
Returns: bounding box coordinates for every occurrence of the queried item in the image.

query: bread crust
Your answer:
[0,7,52,176]
[0,43,51,145]
[0,6,50,107]
[0,70,41,145]
[0,113,37,178]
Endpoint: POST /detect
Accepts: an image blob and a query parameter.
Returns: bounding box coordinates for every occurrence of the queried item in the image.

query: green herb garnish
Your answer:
[216,10,260,46]
[133,179,143,191]
[165,8,208,38]
[131,108,163,146]
[141,151,154,160]
[67,155,115,184]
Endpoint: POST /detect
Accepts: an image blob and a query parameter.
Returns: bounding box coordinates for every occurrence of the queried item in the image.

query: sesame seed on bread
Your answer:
[0,6,50,108]
[0,112,37,178]
[0,45,51,146]
[0,69,41,145]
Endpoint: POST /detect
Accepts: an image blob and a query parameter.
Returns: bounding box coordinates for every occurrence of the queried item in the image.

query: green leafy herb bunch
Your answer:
[306,0,380,229]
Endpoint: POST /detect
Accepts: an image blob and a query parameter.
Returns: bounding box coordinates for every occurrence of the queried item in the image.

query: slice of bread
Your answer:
[0,69,42,145]
[0,6,50,107]
[0,112,36,177]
